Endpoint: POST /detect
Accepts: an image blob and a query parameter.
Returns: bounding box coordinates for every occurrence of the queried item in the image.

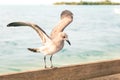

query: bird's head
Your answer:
[59,32,71,45]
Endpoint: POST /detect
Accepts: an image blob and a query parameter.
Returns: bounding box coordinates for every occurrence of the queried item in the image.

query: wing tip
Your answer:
[7,22,20,27]
[7,22,30,27]
[7,23,12,27]
[61,10,73,19]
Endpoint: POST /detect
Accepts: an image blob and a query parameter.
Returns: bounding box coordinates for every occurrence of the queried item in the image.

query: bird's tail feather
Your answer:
[28,48,40,53]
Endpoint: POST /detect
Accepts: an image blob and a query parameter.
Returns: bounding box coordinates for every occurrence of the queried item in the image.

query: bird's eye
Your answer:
[63,36,66,38]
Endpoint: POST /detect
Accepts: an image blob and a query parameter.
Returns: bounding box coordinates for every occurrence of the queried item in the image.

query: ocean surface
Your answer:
[0,5,120,74]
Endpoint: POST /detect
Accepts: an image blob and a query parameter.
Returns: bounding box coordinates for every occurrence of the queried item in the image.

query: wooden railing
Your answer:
[0,59,120,80]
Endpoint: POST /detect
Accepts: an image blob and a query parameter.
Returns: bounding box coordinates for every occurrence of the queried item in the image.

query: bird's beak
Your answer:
[66,40,71,45]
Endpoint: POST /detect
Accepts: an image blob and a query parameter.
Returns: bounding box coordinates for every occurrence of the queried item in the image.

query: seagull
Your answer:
[7,10,73,68]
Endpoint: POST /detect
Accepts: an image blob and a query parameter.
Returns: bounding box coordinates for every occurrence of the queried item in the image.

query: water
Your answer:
[0,5,120,74]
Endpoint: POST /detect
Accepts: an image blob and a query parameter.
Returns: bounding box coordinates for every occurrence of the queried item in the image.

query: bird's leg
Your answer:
[50,55,53,68]
[44,55,47,68]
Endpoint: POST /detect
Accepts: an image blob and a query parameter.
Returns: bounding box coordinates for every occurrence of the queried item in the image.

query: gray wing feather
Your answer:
[50,10,73,38]
[7,22,51,44]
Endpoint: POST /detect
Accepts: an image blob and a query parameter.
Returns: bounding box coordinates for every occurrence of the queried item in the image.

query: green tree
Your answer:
[80,0,83,4]
[105,0,111,2]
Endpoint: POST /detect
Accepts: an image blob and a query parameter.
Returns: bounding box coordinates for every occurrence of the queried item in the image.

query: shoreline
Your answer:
[54,1,120,5]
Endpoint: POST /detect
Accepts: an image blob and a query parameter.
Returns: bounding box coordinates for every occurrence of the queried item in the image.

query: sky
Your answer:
[0,0,120,5]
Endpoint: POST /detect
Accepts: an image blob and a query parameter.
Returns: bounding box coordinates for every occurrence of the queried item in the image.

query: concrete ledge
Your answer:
[0,59,120,80]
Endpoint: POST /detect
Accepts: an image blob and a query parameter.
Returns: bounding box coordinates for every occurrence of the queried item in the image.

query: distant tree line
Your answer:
[54,0,120,5]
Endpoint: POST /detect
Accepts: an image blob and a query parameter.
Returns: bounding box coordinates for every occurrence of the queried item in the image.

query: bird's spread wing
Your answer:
[50,10,73,38]
[7,22,51,45]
